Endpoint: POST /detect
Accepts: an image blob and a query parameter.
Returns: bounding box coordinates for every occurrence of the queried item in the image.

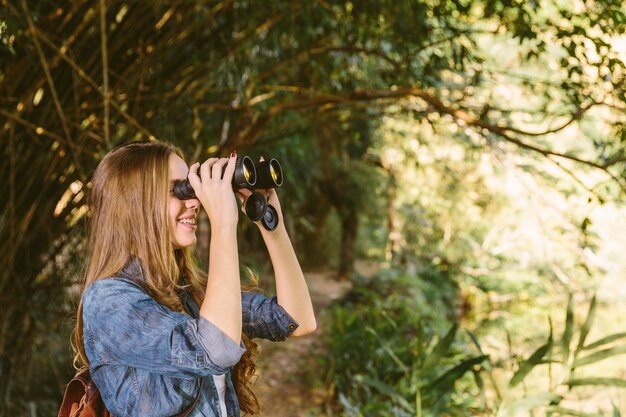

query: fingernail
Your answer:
[230,150,237,158]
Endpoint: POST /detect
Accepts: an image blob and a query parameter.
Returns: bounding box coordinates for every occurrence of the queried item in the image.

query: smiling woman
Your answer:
[168,154,199,248]
[68,140,316,417]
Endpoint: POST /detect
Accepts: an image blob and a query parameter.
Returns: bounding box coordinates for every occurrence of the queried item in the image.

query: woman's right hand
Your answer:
[187,153,239,229]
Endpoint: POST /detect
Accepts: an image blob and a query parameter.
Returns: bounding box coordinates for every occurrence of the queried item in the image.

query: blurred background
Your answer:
[1,1,626,416]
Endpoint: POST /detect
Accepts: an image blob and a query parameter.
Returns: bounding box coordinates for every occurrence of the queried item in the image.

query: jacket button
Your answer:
[288,324,296,330]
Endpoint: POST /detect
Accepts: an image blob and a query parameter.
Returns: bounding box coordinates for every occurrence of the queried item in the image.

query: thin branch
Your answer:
[0,109,75,148]
[257,37,400,82]
[100,0,110,147]
[546,156,608,202]
[309,45,404,72]
[8,125,15,275]
[396,88,616,169]
[500,100,600,137]
[35,28,158,141]
[20,0,78,164]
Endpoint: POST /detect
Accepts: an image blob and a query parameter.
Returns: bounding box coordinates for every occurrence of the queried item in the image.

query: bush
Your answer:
[320,268,488,417]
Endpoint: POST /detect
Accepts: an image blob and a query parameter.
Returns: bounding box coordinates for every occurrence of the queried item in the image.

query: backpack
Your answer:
[58,367,202,417]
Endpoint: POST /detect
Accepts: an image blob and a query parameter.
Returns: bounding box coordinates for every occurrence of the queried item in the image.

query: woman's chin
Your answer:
[172,234,197,249]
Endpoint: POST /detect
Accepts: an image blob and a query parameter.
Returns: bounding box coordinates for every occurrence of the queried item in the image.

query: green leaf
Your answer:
[428,355,489,403]
[566,377,626,388]
[574,295,596,358]
[422,323,458,374]
[562,293,574,364]
[547,406,605,417]
[572,345,626,368]
[612,401,622,417]
[364,326,409,375]
[355,374,414,412]
[509,335,552,388]
[583,332,626,351]
[338,393,364,417]
[467,329,494,371]
[416,386,422,417]
[497,392,563,417]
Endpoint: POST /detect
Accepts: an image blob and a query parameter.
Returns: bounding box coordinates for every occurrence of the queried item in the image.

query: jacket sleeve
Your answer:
[241,291,299,341]
[82,278,245,379]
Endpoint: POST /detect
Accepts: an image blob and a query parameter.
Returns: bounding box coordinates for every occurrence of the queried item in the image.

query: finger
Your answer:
[266,187,280,205]
[259,156,265,162]
[235,188,252,204]
[200,157,219,180]
[234,190,246,205]
[210,157,230,181]
[222,153,237,183]
[188,162,201,187]
[236,188,253,198]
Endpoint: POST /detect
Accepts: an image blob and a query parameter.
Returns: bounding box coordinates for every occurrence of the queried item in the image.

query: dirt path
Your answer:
[253,269,352,417]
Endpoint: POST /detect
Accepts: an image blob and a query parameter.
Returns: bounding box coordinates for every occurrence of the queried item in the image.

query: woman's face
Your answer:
[168,154,199,248]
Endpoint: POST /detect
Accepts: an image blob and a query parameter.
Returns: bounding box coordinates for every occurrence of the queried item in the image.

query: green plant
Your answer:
[321,269,489,417]
[479,294,626,417]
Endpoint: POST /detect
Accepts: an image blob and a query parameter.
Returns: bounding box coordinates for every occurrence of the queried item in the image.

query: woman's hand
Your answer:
[188,153,239,229]
[234,157,284,229]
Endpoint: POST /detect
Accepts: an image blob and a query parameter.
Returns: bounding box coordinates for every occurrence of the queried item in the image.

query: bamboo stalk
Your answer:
[100,0,110,147]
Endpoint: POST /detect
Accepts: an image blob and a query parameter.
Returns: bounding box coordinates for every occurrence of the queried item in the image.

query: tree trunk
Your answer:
[338,210,358,280]
[385,173,402,265]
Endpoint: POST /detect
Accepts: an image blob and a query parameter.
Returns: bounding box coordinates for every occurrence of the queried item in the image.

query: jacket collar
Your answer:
[118,256,145,281]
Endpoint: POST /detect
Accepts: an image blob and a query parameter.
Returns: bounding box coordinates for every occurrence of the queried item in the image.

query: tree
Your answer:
[1,0,625,413]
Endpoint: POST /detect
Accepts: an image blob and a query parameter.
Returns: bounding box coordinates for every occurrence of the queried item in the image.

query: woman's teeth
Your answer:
[178,218,196,224]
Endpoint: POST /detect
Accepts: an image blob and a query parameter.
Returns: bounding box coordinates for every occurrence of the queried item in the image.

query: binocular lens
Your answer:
[232,156,257,190]
[256,159,283,189]
[245,192,267,222]
[261,205,279,231]
[242,158,254,183]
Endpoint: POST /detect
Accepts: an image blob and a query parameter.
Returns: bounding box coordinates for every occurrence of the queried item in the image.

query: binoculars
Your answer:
[172,156,284,231]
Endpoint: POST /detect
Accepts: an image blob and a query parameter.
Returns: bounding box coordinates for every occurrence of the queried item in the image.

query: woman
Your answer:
[72,140,317,417]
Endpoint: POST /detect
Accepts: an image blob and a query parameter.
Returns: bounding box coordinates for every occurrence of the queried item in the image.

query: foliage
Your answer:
[321,268,489,416]
[1,0,626,414]
[321,271,626,416]
[487,294,626,417]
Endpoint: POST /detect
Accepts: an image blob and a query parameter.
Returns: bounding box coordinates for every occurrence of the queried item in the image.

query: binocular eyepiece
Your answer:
[172,156,284,231]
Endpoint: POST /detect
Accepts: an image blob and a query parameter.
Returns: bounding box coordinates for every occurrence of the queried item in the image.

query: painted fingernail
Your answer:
[230,150,237,158]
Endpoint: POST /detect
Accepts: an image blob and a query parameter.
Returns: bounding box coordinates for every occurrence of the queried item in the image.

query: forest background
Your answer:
[1,0,626,416]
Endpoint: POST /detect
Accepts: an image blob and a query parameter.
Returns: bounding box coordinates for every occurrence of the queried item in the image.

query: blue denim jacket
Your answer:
[82,261,299,417]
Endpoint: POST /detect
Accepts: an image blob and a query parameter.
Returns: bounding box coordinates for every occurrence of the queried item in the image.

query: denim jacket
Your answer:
[82,260,299,417]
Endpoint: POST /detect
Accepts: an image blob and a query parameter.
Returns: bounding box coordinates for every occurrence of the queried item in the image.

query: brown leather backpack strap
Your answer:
[58,368,90,417]
[173,379,204,417]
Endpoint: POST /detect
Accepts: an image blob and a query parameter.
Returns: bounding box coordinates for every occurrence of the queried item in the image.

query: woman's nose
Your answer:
[185,197,199,209]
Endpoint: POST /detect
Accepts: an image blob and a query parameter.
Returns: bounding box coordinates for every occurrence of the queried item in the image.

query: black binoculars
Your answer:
[172,156,284,231]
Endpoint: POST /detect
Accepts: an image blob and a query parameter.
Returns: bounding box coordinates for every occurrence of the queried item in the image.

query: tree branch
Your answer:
[499,100,599,137]
[0,109,76,148]
[99,0,110,147]
[309,45,404,72]
[35,28,158,142]
[212,85,624,191]
[20,0,79,166]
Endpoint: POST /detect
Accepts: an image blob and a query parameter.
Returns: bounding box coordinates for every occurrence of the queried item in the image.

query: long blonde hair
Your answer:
[73,140,259,414]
